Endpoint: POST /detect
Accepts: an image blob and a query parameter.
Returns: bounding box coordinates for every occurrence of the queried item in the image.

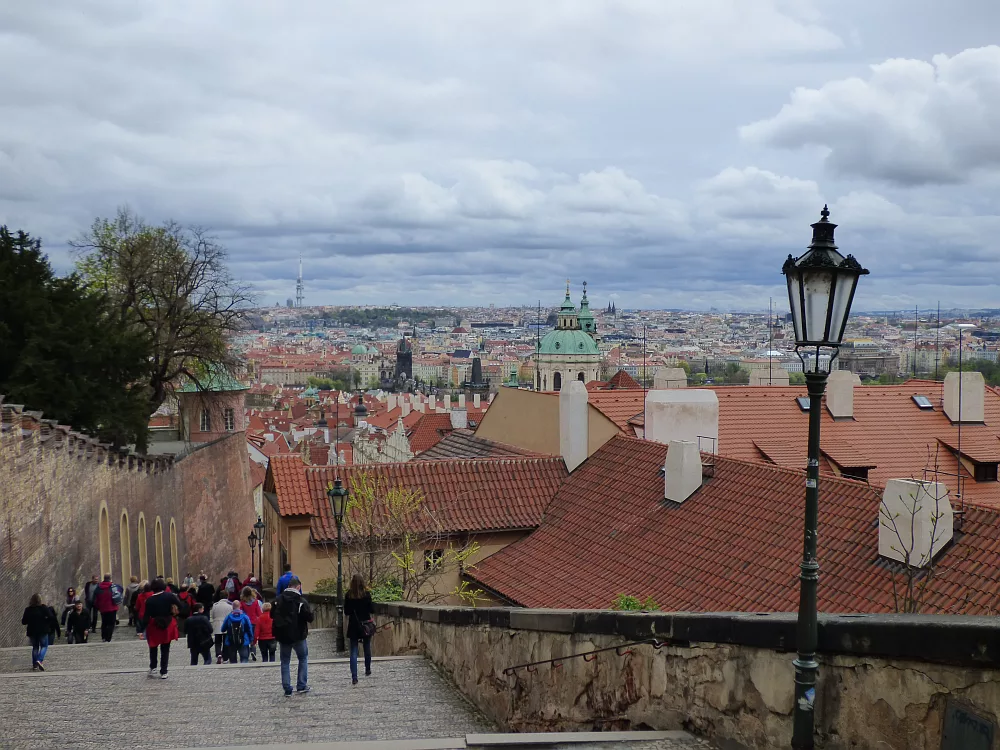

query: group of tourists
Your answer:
[22,563,377,695]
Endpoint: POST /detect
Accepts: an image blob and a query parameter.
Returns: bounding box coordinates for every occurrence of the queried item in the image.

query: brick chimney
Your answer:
[943,372,985,423]
[879,479,953,568]
[644,390,719,452]
[826,370,857,419]
[559,380,589,472]
[664,441,702,504]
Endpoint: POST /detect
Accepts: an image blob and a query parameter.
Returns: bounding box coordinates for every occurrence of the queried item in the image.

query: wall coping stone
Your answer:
[372,602,1000,669]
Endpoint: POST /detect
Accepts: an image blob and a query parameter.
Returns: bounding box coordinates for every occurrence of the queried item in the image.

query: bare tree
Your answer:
[320,472,486,605]
[72,207,253,443]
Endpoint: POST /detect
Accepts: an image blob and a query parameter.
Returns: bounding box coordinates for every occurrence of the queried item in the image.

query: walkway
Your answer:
[0,630,715,749]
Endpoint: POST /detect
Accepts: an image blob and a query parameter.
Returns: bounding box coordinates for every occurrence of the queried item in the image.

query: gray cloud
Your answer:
[0,1,997,311]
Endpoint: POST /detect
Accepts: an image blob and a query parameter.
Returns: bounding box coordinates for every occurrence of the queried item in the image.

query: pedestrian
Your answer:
[276,563,295,595]
[176,586,195,636]
[124,576,140,626]
[240,586,262,661]
[135,581,152,638]
[221,600,254,664]
[210,591,233,664]
[93,574,122,642]
[66,601,90,644]
[256,603,276,662]
[185,603,214,666]
[22,593,59,671]
[196,574,215,613]
[182,572,196,589]
[60,587,80,631]
[84,573,100,631]
[142,578,181,679]
[273,575,313,696]
[344,573,375,685]
[46,600,61,646]
[226,572,242,601]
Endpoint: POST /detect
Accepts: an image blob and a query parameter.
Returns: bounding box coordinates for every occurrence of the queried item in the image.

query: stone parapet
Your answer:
[367,602,1000,749]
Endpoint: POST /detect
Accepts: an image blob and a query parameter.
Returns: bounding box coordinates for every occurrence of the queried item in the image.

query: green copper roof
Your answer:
[177,367,247,393]
[537,328,600,356]
[559,280,577,314]
[351,344,368,355]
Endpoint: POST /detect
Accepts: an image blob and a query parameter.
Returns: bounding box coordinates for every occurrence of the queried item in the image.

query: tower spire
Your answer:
[296,254,304,308]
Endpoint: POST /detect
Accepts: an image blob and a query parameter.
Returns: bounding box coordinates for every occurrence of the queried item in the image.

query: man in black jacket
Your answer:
[196,575,215,614]
[185,604,214,665]
[273,577,314,697]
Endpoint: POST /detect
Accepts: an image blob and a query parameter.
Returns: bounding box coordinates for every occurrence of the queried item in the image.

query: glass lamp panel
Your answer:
[801,268,834,344]
[827,272,858,344]
[786,273,804,343]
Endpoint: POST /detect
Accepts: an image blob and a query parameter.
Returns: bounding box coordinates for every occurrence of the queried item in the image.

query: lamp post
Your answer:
[782,206,868,750]
[247,529,257,584]
[327,478,348,653]
[253,516,265,582]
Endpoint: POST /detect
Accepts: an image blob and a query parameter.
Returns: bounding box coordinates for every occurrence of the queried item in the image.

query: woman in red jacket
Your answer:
[135,582,153,639]
[256,602,276,662]
[240,587,263,661]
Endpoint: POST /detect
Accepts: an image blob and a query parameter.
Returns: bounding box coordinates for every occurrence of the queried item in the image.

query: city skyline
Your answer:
[3,2,1000,310]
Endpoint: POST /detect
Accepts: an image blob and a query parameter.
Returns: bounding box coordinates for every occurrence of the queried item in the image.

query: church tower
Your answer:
[534,281,602,391]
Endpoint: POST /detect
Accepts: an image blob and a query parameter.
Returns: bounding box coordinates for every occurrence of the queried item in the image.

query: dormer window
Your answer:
[975,463,999,482]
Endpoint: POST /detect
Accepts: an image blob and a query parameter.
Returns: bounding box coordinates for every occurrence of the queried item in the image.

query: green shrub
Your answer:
[611,593,660,611]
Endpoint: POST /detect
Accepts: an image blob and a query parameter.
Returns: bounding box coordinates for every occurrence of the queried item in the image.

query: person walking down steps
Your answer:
[142,579,181,679]
[344,573,376,685]
[22,593,59,671]
[273,576,313,697]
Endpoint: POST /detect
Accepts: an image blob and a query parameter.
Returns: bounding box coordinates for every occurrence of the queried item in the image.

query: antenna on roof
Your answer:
[535,300,541,392]
[913,305,918,378]
[769,297,773,386]
[935,302,941,381]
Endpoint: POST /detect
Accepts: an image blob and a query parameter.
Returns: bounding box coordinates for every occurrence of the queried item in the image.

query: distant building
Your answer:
[534,282,602,391]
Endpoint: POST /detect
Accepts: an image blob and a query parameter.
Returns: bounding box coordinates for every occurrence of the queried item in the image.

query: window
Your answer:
[578,372,585,382]
[200,408,211,432]
[224,408,235,431]
[795,397,810,412]
[424,549,443,570]
[553,372,562,391]
[975,462,999,482]
[912,395,934,410]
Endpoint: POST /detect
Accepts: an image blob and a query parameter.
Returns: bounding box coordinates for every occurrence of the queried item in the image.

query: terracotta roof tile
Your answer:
[413,429,552,461]
[305,457,568,541]
[408,412,456,454]
[605,370,642,389]
[268,454,311,516]
[586,389,646,432]
[472,434,1000,614]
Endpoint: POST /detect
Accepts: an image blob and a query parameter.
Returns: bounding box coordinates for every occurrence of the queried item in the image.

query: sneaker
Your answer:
[284,690,293,697]
[365,670,372,677]
[216,655,223,665]
[352,679,358,686]
[31,663,38,671]
[36,662,44,672]
[296,686,311,695]
[148,669,157,678]
[160,673,169,679]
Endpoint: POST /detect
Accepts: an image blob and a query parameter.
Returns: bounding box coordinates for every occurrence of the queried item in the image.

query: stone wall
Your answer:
[0,401,253,647]
[369,603,1000,750]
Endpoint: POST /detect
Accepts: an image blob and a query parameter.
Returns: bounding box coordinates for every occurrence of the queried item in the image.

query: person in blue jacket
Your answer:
[276,563,295,595]
[220,600,254,663]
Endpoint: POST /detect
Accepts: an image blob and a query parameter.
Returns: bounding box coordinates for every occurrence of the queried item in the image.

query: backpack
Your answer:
[225,577,237,595]
[110,584,124,605]
[228,615,245,647]
[271,598,295,643]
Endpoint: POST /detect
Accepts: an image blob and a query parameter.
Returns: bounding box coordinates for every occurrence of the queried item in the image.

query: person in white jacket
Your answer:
[210,594,233,665]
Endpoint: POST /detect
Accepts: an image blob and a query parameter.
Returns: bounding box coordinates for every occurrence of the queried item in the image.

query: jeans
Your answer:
[190,646,212,665]
[90,605,99,630]
[30,634,49,665]
[349,637,372,683]
[231,644,250,663]
[214,634,224,659]
[259,639,277,662]
[149,643,170,675]
[100,610,116,642]
[279,640,308,693]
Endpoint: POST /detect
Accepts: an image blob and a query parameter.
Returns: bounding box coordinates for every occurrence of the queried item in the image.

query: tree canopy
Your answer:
[0,227,151,446]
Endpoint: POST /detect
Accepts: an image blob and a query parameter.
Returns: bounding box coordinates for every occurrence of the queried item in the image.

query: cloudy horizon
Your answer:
[2,1,999,311]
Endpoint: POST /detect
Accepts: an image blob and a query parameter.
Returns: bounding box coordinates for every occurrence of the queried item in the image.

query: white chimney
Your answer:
[387,393,397,411]
[559,380,589,472]
[428,395,436,411]
[749,367,790,386]
[450,408,468,430]
[879,479,953,568]
[943,371,985,423]
[458,394,466,408]
[415,401,425,413]
[401,401,411,417]
[664,441,702,504]
[644,390,719,452]
[441,396,451,412]
[826,370,856,419]
[473,393,481,408]
[653,368,687,389]
[488,393,495,403]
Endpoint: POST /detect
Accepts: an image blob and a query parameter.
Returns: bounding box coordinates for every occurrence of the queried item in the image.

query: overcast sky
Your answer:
[3,1,1000,310]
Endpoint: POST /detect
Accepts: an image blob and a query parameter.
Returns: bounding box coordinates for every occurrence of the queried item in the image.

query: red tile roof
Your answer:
[587,389,646,432]
[408,412,456,454]
[304,458,568,542]
[605,370,642,390]
[267,454,311,516]
[471,435,1000,614]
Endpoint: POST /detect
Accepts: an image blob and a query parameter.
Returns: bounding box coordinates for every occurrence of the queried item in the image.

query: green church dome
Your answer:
[351,344,368,355]
[538,328,600,356]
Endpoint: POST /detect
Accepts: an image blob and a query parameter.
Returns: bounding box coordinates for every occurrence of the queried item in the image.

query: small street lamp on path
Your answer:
[327,478,348,653]
[247,529,257,584]
[782,205,868,750]
[254,516,265,582]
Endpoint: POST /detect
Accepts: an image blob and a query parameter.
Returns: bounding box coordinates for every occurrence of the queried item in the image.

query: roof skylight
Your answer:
[796,397,810,412]
[912,395,934,410]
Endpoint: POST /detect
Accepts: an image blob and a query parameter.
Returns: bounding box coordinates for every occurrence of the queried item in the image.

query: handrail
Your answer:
[501,637,670,676]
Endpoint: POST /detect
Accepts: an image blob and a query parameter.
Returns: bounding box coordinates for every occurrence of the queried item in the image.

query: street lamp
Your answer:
[327,478,348,653]
[247,529,257,584]
[253,516,265,582]
[782,205,868,750]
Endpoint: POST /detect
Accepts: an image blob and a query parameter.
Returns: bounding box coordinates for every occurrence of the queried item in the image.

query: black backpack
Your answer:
[228,616,245,646]
[271,598,297,643]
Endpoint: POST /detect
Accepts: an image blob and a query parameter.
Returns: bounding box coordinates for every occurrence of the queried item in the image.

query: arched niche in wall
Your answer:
[169,518,179,583]
[119,510,132,583]
[99,504,112,580]
[154,516,164,578]
[137,513,149,581]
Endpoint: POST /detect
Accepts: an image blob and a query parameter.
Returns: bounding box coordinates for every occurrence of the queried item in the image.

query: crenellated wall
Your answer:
[0,399,253,647]
[364,603,1000,750]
